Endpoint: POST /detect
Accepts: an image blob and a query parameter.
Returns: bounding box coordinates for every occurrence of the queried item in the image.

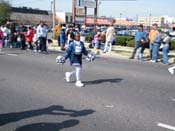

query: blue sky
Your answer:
[10,0,175,19]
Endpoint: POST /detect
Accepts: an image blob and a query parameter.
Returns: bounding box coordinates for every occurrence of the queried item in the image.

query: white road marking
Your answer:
[7,54,18,56]
[171,98,175,102]
[105,105,114,108]
[0,52,18,56]
[157,123,175,131]
[0,52,5,54]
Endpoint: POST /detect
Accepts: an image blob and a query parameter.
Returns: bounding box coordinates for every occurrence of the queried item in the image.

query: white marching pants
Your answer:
[69,66,81,81]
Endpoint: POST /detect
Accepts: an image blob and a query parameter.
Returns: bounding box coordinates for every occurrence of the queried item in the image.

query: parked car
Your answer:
[115,27,130,36]
[80,29,94,36]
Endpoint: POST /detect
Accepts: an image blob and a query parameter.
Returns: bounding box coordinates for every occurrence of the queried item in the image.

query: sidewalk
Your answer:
[48,40,175,64]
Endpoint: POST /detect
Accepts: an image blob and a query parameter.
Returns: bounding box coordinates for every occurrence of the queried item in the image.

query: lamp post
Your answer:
[120,13,122,27]
[97,1,101,18]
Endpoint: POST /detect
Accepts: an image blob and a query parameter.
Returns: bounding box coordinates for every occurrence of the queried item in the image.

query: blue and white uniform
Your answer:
[63,40,89,87]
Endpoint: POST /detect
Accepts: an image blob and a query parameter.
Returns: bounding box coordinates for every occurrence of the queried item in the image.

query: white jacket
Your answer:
[37,25,48,38]
[106,26,115,42]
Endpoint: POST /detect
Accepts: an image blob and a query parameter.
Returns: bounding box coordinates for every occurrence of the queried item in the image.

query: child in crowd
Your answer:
[93,32,101,54]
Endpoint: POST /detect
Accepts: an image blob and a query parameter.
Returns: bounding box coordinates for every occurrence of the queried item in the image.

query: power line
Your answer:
[11,0,48,6]
[99,0,137,1]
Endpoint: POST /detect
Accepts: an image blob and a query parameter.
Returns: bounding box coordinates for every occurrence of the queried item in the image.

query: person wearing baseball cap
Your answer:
[152,23,158,27]
[151,28,162,63]
[148,23,159,61]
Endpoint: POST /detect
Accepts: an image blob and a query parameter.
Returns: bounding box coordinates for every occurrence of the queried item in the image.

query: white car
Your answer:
[170,31,175,36]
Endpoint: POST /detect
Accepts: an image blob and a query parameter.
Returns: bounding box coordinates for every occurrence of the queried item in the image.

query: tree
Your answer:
[0,0,11,24]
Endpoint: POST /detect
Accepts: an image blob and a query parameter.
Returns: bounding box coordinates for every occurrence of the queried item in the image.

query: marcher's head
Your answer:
[152,23,158,30]
[74,32,80,41]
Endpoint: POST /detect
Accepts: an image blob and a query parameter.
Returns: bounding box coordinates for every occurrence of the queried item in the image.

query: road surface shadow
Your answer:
[84,78,123,85]
[0,105,95,126]
[15,120,79,131]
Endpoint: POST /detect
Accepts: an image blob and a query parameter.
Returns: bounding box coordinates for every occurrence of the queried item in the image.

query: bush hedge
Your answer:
[85,34,175,50]
[116,36,134,46]
[170,40,175,50]
[85,34,93,43]
[127,39,135,47]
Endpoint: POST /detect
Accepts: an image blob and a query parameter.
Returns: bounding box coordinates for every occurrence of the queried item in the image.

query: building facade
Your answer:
[10,7,52,26]
[138,16,165,27]
[56,12,73,24]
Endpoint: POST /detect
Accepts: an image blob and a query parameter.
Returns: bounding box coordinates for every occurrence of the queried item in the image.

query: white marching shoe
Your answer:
[75,81,84,87]
[65,72,71,82]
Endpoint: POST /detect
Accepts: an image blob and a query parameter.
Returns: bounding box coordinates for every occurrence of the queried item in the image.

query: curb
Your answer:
[48,40,175,63]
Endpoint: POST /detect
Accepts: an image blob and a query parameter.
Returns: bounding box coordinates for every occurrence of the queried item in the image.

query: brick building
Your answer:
[10,7,52,26]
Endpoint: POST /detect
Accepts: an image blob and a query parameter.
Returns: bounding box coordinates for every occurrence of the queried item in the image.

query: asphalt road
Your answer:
[0,49,175,131]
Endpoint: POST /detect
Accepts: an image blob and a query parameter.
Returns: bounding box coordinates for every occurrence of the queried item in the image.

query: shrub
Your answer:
[85,34,93,43]
[116,36,134,46]
[127,39,135,47]
[170,40,175,50]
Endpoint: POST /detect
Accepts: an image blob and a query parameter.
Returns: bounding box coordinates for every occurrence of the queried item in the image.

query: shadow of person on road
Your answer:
[0,105,95,126]
[15,119,79,131]
[84,78,123,85]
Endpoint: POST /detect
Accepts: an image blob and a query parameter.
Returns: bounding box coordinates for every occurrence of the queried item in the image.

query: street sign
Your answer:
[75,17,85,24]
[79,0,96,8]
[76,7,85,16]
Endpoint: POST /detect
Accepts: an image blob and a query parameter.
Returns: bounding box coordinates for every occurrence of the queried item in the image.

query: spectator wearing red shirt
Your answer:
[24,27,34,50]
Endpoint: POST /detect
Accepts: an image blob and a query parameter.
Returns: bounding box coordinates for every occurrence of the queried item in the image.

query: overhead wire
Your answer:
[11,0,48,6]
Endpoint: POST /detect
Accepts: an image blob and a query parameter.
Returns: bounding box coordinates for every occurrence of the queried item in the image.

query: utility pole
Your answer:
[51,0,56,39]
[72,0,76,25]
[84,6,87,26]
[97,1,101,18]
[149,13,152,28]
[94,0,98,33]
[120,13,122,27]
[52,0,56,28]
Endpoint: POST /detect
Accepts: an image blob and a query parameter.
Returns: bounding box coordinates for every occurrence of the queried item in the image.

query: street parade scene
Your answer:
[0,0,175,131]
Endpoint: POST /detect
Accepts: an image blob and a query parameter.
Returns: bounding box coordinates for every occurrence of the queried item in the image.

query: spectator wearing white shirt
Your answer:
[1,24,10,48]
[37,21,48,53]
[103,20,115,53]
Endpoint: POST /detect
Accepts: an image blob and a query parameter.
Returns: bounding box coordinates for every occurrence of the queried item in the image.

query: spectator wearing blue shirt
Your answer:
[162,32,171,64]
[60,27,66,51]
[129,24,147,61]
